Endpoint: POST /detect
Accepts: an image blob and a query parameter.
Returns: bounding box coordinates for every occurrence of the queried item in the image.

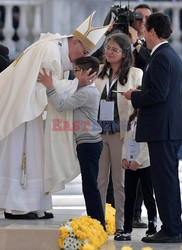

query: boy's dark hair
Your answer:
[75,56,100,75]
[146,12,172,39]
[134,4,152,13]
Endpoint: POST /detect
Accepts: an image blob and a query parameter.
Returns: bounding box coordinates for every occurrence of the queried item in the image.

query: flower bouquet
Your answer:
[58,215,107,250]
[105,203,116,235]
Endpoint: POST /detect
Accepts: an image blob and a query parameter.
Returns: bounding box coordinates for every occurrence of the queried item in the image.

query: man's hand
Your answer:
[122,89,134,100]
[76,68,97,88]
[38,68,53,89]
[129,26,138,44]
[129,26,143,52]
[107,21,115,32]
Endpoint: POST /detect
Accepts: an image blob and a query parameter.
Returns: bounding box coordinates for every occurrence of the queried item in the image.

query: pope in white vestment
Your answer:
[0,13,109,217]
[0,34,80,215]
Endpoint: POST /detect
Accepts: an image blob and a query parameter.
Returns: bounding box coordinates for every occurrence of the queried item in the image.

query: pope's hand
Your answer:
[76,68,97,88]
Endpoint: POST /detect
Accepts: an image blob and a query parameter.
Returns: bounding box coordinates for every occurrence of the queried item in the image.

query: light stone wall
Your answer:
[0,0,181,58]
[49,0,113,35]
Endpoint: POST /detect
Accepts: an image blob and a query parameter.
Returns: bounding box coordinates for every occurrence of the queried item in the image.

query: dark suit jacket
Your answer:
[131,43,182,142]
[133,41,150,70]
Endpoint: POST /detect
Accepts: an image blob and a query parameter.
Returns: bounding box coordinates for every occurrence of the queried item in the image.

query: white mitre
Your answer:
[72,11,109,50]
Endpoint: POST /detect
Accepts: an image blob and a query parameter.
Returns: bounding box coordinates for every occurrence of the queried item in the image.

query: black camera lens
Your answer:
[133,11,143,21]
[103,5,144,35]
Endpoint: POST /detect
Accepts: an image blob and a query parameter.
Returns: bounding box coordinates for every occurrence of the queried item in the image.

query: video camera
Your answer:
[103,5,143,35]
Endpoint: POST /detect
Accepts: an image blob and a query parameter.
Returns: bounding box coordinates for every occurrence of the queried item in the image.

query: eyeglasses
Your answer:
[74,68,82,73]
[105,45,122,53]
[78,41,90,56]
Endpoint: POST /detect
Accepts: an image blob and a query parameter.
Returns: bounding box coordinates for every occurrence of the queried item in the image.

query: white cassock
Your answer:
[0,33,80,213]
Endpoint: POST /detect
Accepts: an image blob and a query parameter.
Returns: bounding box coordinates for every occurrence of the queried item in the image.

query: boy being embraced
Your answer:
[38,56,105,228]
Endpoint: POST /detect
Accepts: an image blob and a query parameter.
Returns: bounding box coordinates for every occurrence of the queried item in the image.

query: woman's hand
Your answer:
[37,68,53,89]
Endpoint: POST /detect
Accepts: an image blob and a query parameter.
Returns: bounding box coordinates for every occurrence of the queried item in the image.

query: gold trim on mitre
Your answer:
[72,30,95,50]
[72,11,109,50]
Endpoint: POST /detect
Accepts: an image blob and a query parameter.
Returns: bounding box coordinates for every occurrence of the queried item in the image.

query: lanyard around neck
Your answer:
[106,74,119,96]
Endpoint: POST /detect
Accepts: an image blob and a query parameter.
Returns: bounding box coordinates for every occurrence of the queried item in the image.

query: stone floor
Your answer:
[0,208,182,250]
[1,160,182,250]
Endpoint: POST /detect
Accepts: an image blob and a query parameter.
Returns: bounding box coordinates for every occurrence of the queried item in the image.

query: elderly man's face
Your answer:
[68,38,91,63]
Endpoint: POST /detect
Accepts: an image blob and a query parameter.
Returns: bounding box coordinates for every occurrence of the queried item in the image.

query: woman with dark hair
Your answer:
[95,32,143,237]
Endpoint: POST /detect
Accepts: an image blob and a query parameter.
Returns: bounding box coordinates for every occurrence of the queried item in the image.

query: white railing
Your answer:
[0,0,182,60]
[0,0,48,59]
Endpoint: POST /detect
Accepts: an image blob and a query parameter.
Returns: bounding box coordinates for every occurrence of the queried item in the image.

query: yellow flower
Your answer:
[82,244,95,250]
[105,203,116,235]
[57,238,63,248]
[121,246,133,250]
[59,227,69,240]
[58,215,107,249]
[142,247,153,250]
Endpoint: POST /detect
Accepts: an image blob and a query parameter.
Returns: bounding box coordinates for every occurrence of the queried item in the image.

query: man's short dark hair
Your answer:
[146,12,172,39]
[75,56,100,75]
[134,4,152,12]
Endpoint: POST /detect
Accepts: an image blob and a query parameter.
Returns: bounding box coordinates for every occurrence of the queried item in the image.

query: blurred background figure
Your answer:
[0,43,10,72]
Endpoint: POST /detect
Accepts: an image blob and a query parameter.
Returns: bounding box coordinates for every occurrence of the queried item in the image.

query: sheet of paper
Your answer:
[112,90,125,93]
[126,140,140,161]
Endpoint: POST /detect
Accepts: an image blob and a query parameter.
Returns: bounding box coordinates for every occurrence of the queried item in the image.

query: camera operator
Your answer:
[92,3,153,230]
[93,4,152,68]
[130,4,152,70]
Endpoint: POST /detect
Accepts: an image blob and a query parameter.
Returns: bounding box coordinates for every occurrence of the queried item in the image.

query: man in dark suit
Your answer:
[129,3,152,229]
[123,12,182,243]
